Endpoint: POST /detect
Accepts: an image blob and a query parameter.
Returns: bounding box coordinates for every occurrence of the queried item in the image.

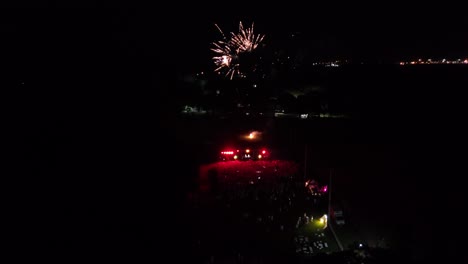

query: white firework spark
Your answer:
[230,22,265,53]
[211,22,265,80]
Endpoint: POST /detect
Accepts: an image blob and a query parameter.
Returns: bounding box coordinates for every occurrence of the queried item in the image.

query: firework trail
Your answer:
[214,23,226,39]
[211,22,265,80]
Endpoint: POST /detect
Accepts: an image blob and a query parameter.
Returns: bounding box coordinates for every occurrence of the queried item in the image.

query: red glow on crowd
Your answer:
[199,160,299,191]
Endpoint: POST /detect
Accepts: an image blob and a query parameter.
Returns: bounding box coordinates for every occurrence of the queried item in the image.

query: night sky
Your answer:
[8,5,468,262]
[4,6,467,71]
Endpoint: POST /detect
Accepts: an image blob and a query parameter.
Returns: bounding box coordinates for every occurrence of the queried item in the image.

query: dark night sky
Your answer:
[3,6,467,72]
[7,5,468,262]
[140,5,468,69]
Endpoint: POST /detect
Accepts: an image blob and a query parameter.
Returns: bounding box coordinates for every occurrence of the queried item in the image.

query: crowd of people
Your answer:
[187,160,329,262]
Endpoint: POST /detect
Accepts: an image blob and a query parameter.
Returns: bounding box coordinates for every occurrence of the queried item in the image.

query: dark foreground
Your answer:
[18,52,468,263]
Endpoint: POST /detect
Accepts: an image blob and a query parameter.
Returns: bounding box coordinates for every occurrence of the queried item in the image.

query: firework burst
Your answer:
[211,22,265,80]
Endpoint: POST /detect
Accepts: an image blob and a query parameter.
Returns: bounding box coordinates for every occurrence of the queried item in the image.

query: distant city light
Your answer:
[399,58,468,65]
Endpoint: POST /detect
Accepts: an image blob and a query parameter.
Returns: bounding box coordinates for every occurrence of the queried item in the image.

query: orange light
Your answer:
[249,133,254,139]
[246,149,250,153]
[234,155,238,159]
[258,155,262,159]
